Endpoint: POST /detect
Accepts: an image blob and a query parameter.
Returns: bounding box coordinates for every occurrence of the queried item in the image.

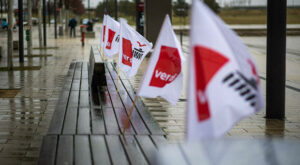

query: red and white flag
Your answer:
[103,15,120,57]
[138,15,185,105]
[100,14,107,51]
[118,19,153,77]
[187,0,264,140]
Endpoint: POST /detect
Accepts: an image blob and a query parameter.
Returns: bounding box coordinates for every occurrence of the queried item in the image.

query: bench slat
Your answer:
[68,90,79,107]
[38,135,58,165]
[48,91,70,134]
[56,135,73,165]
[106,135,129,165]
[91,108,106,134]
[103,108,120,134]
[106,80,124,108]
[122,79,165,135]
[75,135,92,165]
[77,108,91,134]
[135,135,157,163]
[63,107,78,134]
[98,86,113,108]
[72,79,81,90]
[113,107,135,135]
[111,78,150,135]
[151,135,168,147]
[121,135,148,165]
[79,90,90,107]
[90,135,111,165]
[74,62,82,79]
[81,79,89,91]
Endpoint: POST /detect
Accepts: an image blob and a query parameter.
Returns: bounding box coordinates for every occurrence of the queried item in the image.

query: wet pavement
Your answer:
[0,24,299,164]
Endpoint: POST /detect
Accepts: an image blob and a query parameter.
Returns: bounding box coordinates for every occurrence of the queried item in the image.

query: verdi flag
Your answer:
[118,19,153,77]
[138,15,185,105]
[187,0,264,140]
[100,14,107,50]
[103,15,120,57]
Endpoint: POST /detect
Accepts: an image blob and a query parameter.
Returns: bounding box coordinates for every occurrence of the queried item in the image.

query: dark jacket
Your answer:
[69,18,77,28]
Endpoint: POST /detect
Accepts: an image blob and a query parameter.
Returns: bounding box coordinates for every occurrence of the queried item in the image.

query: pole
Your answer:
[43,0,47,46]
[7,0,13,70]
[114,0,118,20]
[18,0,24,63]
[48,1,50,27]
[88,0,90,21]
[122,96,138,136]
[27,0,33,56]
[54,0,57,38]
[38,0,43,48]
[266,0,286,119]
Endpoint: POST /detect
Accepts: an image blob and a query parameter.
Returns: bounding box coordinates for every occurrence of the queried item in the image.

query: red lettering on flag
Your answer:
[106,29,116,50]
[194,46,229,121]
[102,25,106,42]
[122,38,133,67]
[149,45,181,88]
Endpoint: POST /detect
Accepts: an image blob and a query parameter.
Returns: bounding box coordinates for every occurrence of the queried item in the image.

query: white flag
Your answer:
[118,19,153,77]
[138,15,185,105]
[100,14,107,50]
[103,15,120,57]
[187,0,264,140]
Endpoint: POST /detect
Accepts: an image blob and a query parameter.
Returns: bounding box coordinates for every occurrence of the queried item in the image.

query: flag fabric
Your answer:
[187,0,264,140]
[118,19,153,77]
[103,15,120,57]
[138,15,185,105]
[100,14,107,51]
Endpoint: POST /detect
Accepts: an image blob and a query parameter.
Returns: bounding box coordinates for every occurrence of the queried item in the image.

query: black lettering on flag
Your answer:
[223,71,258,107]
[132,48,144,60]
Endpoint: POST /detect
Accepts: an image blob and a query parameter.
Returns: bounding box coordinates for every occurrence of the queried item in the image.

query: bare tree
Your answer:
[7,0,13,70]
[38,0,43,48]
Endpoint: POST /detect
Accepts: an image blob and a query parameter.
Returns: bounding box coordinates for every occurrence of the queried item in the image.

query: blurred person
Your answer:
[69,18,77,37]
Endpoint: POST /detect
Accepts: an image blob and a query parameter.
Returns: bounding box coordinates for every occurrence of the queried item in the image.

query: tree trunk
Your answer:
[38,0,43,48]
[7,0,13,70]
[27,0,33,56]
[65,9,69,33]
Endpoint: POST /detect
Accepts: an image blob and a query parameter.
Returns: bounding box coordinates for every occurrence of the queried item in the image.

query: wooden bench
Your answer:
[38,46,166,165]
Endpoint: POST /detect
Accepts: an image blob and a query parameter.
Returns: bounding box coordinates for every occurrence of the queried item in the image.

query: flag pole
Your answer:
[117,64,120,93]
[122,95,138,136]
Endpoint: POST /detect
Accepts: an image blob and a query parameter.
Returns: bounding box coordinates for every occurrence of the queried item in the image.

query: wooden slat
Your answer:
[38,135,58,165]
[72,79,81,91]
[82,71,89,79]
[82,62,88,71]
[103,108,120,134]
[63,79,73,91]
[75,135,92,165]
[48,91,70,134]
[113,108,135,135]
[79,90,90,107]
[91,108,106,134]
[90,135,111,165]
[56,135,74,165]
[98,86,112,108]
[77,108,91,134]
[111,78,149,135]
[68,90,79,107]
[120,135,148,165]
[122,79,165,135]
[81,79,89,91]
[151,135,168,147]
[74,62,82,79]
[105,135,129,165]
[105,80,123,109]
[63,107,78,134]
[135,135,157,163]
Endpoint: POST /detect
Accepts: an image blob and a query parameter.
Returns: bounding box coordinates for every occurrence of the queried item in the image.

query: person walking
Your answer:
[69,18,77,37]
